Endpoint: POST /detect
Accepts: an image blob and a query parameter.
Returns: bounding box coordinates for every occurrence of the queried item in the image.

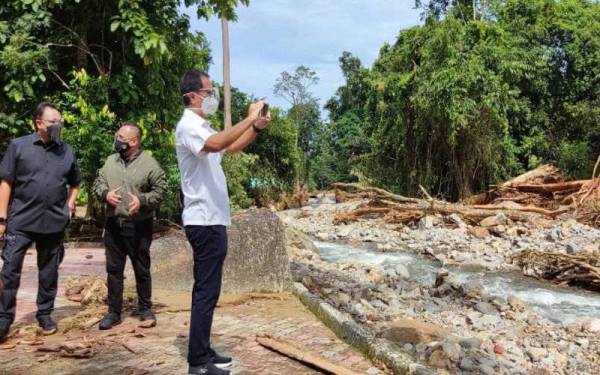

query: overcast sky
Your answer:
[182,1,421,114]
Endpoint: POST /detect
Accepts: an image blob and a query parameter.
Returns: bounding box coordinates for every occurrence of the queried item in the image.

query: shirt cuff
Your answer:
[0,172,13,184]
[139,194,148,208]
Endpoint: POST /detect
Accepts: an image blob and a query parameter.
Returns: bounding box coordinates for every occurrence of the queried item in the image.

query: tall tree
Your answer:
[185,0,250,129]
[274,66,321,187]
[0,0,211,217]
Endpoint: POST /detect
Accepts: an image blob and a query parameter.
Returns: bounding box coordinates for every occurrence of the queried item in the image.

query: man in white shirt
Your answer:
[175,70,270,375]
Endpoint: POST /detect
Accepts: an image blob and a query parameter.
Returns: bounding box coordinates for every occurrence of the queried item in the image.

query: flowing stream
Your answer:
[315,241,600,323]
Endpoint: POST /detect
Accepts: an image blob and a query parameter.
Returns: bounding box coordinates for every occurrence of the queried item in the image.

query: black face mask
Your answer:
[114,140,130,154]
[47,125,62,143]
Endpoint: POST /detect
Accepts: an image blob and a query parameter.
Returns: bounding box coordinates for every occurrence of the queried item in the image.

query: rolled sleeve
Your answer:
[0,141,17,183]
[182,124,213,158]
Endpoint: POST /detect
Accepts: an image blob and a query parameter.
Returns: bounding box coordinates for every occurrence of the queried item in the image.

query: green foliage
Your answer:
[221,152,258,210]
[325,0,600,199]
[312,112,370,188]
[57,70,118,214]
[184,0,250,20]
[274,66,324,187]
[0,0,211,219]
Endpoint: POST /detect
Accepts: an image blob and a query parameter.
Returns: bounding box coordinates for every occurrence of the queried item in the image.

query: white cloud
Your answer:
[183,0,421,114]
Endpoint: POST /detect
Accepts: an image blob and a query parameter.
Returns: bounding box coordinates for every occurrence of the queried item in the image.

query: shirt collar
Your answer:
[32,132,60,149]
[120,149,143,163]
[184,108,210,127]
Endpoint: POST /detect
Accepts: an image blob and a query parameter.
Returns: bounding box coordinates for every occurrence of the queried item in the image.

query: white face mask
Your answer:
[185,89,220,116]
[201,95,219,115]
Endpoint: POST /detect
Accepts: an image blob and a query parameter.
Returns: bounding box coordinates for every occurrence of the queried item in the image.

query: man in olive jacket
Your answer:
[93,122,167,330]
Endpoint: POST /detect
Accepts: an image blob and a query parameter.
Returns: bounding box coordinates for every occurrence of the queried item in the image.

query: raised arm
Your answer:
[202,101,265,153]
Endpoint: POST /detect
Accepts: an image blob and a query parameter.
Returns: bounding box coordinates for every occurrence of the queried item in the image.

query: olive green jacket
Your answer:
[93,150,167,221]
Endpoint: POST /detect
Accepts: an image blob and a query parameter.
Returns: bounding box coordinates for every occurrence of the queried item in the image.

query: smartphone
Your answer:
[260,103,269,117]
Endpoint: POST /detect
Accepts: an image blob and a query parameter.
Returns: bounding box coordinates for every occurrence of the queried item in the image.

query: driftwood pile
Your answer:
[333,162,600,228]
[512,250,600,292]
[331,160,600,291]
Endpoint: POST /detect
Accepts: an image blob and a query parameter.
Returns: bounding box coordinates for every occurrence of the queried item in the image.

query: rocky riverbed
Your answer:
[279,193,600,374]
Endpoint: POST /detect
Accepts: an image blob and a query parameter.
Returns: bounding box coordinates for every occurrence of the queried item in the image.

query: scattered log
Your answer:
[334,190,375,203]
[377,199,542,223]
[469,204,569,218]
[501,164,562,187]
[331,183,421,204]
[510,180,590,194]
[384,209,424,224]
[333,207,393,225]
[256,333,361,375]
[512,250,600,291]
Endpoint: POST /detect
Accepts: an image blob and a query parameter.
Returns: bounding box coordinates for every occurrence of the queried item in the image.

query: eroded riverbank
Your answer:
[280,194,600,374]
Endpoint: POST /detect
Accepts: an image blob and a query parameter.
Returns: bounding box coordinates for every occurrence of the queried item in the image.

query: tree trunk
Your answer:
[221,16,232,129]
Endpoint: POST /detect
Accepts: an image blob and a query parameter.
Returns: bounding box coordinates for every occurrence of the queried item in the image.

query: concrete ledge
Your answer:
[293,283,432,375]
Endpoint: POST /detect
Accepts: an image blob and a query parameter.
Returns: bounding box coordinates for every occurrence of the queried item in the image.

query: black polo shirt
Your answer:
[0,133,81,234]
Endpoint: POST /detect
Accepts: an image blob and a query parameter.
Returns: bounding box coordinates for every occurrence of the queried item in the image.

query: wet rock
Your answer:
[434,268,449,287]
[460,280,484,299]
[384,262,410,280]
[475,302,499,315]
[507,295,527,311]
[459,337,482,350]
[582,318,600,333]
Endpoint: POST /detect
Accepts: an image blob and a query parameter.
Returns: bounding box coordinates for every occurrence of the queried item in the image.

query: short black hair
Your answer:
[33,101,59,128]
[120,121,142,141]
[180,69,210,106]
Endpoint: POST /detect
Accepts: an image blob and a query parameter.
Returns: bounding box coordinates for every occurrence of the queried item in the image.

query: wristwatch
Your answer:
[252,123,263,133]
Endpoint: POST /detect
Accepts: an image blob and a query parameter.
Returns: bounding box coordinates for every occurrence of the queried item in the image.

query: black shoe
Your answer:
[37,315,57,335]
[188,362,230,375]
[99,312,122,330]
[0,319,11,342]
[138,309,157,327]
[210,349,232,369]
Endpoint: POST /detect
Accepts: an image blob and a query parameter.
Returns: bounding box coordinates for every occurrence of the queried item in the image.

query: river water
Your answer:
[315,241,600,323]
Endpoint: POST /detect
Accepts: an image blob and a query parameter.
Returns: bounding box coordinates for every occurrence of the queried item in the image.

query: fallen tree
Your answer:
[332,184,565,225]
[333,162,600,228]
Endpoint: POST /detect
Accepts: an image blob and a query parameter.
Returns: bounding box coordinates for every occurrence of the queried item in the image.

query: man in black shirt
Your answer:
[0,102,81,342]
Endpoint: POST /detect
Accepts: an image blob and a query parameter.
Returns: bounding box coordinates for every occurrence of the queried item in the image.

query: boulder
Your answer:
[380,318,449,345]
[125,208,292,293]
[479,213,507,228]
[468,227,489,239]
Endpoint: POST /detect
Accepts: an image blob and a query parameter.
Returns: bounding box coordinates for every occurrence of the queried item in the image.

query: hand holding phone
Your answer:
[260,103,269,117]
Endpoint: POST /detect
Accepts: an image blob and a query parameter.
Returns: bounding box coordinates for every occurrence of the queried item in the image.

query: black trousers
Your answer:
[104,217,153,314]
[0,229,65,323]
[185,225,228,366]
